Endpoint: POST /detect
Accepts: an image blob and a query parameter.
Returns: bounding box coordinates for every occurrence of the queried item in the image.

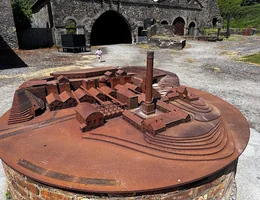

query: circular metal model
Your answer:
[0,52,249,198]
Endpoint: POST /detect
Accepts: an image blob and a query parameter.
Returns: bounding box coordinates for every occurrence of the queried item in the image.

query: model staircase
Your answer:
[8,89,45,125]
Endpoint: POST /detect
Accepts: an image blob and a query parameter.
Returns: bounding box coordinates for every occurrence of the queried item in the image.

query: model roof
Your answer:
[116,69,127,76]
[149,119,166,132]
[46,92,62,104]
[115,84,137,98]
[123,110,143,126]
[57,75,69,84]
[99,86,115,94]
[87,87,103,97]
[76,102,103,120]
[124,82,138,91]
[74,88,91,99]
[60,91,75,102]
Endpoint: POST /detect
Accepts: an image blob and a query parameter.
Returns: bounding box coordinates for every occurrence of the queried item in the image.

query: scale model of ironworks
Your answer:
[0,52,249,194]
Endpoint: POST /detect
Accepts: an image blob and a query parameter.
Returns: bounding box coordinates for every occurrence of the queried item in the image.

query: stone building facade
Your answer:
[31,0,221,46]
[0,0,18,49]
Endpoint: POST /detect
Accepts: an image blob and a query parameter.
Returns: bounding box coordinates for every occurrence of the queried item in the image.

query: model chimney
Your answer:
[141,51,155,115]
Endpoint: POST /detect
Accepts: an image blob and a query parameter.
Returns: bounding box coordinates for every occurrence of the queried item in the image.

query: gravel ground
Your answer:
[0,35,259,199]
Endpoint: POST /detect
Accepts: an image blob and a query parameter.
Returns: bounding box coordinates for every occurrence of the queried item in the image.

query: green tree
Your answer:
[11,0,35,31]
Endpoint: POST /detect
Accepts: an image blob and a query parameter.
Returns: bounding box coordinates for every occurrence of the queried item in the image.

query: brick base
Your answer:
[3,160,237,200]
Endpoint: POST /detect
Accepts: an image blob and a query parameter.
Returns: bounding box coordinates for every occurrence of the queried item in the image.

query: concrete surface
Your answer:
[0,35,259,199]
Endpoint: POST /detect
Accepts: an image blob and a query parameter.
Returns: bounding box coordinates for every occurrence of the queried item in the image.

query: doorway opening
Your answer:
[90,11,132,45]
[173,17,185,36]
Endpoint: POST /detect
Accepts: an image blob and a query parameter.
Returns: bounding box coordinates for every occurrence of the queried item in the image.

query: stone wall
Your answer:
[32,0,220,45]
[0,0,18,49]
[32,3,50,28]
[3,160,237,200]
[155,25,175,36]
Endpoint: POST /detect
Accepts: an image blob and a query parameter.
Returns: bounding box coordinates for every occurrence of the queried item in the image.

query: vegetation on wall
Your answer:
[11,0,35,31]
[217,0,260,29]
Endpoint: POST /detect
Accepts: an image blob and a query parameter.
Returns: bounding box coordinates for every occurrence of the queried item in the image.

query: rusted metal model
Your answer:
[0,52,249,195]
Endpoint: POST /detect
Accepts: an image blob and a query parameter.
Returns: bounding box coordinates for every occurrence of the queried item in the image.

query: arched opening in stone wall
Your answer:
[173,17,185,36]
[65,19,77,34]
[161,20,169,25]
[212,18,218,27]
[90,11,132,45]
[188,22,196,36]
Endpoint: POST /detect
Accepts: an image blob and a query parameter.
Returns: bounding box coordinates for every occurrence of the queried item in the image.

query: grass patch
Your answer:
[222,35,246,41]
[136,44,159,50]
[226,51,240,58]
[184,58,197,63]
[241,52,260,65]
[204,65,222,73]
[5,190,12,199]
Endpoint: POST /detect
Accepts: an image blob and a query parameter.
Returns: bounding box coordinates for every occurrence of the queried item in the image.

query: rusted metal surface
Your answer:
[0,53,250,194]
[141,52,156,115]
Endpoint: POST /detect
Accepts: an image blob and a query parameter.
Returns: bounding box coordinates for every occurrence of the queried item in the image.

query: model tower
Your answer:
[141,51,155,115]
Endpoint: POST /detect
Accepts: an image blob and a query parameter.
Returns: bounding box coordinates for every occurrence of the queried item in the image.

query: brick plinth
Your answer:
[3,160,237,200]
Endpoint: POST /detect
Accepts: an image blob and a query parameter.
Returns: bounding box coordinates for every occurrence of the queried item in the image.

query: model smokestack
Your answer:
[145,51,154,103]
[141,51,155,115]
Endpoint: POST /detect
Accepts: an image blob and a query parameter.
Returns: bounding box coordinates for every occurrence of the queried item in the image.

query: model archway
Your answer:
[173,17,185,36]
[90,11,132,45]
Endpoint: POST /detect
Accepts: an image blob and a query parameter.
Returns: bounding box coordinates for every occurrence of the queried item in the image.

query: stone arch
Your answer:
[172,17,186,36]
[63,16,78,34]
[90,10,132,45]
[63,16,78,25]
[188,22,196,36]
[89,10,136,32]
[161,20,169,25]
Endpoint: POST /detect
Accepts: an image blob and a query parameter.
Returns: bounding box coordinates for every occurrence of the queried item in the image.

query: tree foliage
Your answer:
[217,0,260,28]
[241,0,260,6]
[65,20,77,34]
[11,0,35,31]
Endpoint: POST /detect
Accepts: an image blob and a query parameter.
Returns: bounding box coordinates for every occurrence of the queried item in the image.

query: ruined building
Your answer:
[31,0,221,46]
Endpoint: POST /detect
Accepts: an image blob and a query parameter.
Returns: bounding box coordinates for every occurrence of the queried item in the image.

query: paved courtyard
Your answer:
[0,35,259,199]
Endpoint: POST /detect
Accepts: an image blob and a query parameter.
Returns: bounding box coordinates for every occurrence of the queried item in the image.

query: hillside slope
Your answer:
[218,0,260,29]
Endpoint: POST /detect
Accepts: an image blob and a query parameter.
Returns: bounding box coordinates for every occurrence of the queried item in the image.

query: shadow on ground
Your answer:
[0,36,27,69]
